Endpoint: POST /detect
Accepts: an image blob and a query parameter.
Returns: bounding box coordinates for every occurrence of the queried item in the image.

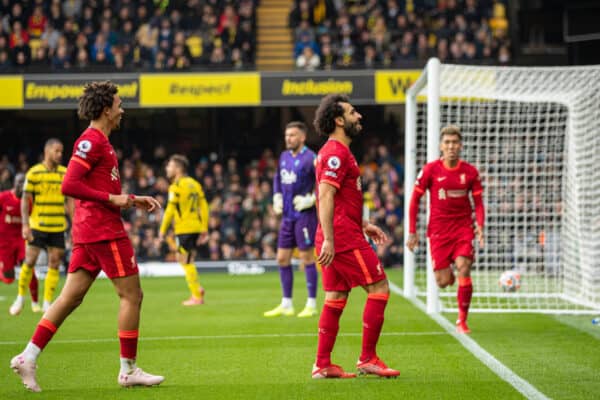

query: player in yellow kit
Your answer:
[9,139,73,315]
[159,154,209,306]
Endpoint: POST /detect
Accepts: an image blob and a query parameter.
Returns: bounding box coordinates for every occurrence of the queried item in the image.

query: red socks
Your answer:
[119,330,139,359]
[360,293,389,362]
[457,276,473,323]
[30,273,39,303]
[316,298,346,368]
[31,318,57,349]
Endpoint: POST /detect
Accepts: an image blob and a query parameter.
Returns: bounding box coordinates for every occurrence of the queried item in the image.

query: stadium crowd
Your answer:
[0,0,256,72]
[0,140,405,267]
[291,0,511,70]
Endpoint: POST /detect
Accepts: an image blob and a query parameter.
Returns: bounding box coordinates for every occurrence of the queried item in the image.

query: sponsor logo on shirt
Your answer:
[280,169,297,184]
[327,156,341,169]
[438,188,446,200]
[324,170,337,178]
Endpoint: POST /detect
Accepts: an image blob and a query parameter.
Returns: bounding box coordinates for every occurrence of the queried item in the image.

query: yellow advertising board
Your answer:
[140,73,261,107]
[375,70,421,103]
[0,76,23,108]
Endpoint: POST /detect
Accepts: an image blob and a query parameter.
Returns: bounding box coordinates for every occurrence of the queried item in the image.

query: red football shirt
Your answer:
[67,127,127,244]
[315,139,367,253]
[0,190,23,240]
[413,159,482,236]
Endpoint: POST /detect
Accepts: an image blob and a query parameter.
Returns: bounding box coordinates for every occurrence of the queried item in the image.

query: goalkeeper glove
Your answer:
[293,193,316,212]
[273,193,283,215]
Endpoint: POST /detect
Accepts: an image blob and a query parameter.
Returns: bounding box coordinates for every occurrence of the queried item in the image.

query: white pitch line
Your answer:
[389,281,550,400]
[0,331,445,346]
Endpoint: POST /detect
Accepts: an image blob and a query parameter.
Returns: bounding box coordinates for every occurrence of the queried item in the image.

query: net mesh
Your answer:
[410,64,600,312]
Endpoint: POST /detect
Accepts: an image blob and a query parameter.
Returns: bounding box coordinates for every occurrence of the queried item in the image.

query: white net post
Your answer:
[404,58,600,314]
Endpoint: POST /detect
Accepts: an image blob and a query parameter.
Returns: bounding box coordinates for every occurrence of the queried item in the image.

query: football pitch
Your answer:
[1,268,599,399]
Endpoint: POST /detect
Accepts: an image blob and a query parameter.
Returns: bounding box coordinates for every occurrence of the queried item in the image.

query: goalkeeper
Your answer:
[264,121,319,318]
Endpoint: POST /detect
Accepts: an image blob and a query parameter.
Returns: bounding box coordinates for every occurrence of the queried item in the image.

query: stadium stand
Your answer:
[290,0,511,69]
[0,0,257,72]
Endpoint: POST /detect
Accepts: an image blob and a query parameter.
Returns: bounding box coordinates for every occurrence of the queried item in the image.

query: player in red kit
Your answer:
[407,125,485,334]
[10,81,164,392]
[0,173,39,307]
[311,94,399,379]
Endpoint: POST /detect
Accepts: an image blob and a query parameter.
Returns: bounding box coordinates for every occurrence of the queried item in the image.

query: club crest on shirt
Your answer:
[460,173,466,184]
[356,176,362,191]
[111,166,119,181]
[75,140,92,159]
[327,156,341,170]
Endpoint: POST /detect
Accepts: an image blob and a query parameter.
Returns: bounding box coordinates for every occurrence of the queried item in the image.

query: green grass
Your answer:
[1,268,598,399]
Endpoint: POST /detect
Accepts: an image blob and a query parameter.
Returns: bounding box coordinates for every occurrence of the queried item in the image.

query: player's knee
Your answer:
[435,276,450,288]
[367,279,389,294]
[276,257,291,267]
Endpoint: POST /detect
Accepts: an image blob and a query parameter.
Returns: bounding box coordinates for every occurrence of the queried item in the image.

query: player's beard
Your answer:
[344,119,362,139]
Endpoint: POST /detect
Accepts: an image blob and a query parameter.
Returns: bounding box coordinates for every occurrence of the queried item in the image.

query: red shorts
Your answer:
[321,246,386,292]
[428,229,474,271]
[69,237,138,279]
[0,241,25,274]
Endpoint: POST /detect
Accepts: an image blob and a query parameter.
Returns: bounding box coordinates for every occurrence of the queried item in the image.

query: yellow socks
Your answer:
[182,263,202,299]
[44,268,60,303]
[18,263,34,296]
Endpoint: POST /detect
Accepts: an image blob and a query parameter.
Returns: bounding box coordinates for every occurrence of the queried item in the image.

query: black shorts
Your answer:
[176,234,199,254]
[30,229,65,250]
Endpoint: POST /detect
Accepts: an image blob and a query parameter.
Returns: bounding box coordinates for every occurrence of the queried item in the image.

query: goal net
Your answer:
[404,59,600,314]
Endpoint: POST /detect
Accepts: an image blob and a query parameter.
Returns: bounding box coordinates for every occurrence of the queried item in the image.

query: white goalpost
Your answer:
[404,58,600,314]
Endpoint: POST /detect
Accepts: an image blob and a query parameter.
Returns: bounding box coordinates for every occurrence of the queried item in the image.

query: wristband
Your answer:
[129,194,136,201]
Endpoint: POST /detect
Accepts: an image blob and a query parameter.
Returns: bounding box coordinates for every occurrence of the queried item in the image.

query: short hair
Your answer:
[13,172,25,185]
[44,138,62,149]
[313,94,350,137]
[169,154,189,171]
[78,81,118,121]
[285,121,307,134]
[440,125,462,141]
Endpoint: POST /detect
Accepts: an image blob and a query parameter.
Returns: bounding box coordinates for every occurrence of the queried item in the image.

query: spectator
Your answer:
[27,6,47,38]
[296,46,320,70]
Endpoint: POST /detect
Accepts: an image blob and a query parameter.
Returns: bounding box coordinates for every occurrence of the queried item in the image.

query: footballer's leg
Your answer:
[11,269,95,392]
[113,274,164,387]
[264,247,295,317]
[297,248,318,317]
[312,290,356,378]
[10,244,41,316]
[295,213,318,317]
[178,237,204,306]
[357,275,400,378]
[43,246,64,311]
[455,256,473,334]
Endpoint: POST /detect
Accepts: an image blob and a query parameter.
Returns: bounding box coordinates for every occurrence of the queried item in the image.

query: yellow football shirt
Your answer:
[160,176,209,235]
[23,163,67,232]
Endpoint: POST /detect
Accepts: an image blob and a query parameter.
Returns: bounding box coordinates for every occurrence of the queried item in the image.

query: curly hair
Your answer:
[313,94,349,137]
[77,81,118,121]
